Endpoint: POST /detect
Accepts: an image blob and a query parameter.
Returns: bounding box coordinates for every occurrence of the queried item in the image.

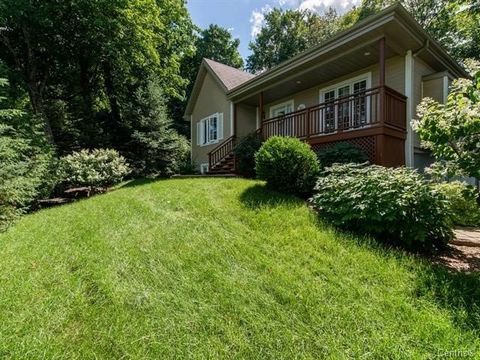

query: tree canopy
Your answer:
[246,8,339,73]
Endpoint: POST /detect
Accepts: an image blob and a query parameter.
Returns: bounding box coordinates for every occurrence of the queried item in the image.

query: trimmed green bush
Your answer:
[311,163,453,251]
[432,181,480,227]
[58,149,130,188]
[317,142,368,169]
[255,136,320,196]
[233,132,263,178]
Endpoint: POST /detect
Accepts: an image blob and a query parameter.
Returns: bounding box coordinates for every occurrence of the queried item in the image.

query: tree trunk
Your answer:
[102,60,122,129]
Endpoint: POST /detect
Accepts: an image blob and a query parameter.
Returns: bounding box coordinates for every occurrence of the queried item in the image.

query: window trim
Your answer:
[198,112,223,147]
[318,72,372,131]
[269,99,294,118]
[319,72,372,101]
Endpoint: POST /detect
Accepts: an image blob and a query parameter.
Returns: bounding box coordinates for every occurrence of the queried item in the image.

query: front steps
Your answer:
[208,153,236,175]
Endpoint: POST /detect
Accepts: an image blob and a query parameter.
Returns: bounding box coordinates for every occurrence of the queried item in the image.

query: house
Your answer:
[185,3,468,175]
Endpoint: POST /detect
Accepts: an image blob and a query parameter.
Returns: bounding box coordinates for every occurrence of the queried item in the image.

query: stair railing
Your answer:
[208,135,236,171]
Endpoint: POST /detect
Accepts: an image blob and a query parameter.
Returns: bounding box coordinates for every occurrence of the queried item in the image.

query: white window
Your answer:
[270,100,294,118]
[196,113,223,146]
[320,73,371,131]
[200,163,209,174]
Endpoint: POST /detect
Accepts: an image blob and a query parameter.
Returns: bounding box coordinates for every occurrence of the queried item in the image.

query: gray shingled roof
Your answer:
[204,59,255,91]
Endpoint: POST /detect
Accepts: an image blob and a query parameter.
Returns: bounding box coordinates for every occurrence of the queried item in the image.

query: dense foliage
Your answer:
[317,142,369,169]
[255,136,320,196]
[432,181,480,227]
[414,60,480,179]
[246,8,339,73]
[0,0,194,173]
[58,149,130,188]
[311,164,453,251]
[0,79,56,230]
[233,132,263,178]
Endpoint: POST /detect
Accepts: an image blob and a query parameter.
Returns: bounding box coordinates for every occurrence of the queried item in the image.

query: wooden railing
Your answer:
[208,135,236,170]
[262,86,406,140]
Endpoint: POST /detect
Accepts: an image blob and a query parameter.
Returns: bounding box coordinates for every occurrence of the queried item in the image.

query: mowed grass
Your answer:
[0,178,479,359]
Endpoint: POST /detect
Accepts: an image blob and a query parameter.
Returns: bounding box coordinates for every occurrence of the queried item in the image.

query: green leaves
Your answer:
[311,164,453,251]
[255,136,320,196]
[415,61,480,179]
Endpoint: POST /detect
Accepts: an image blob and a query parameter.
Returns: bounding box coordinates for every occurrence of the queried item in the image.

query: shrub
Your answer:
[255,136,320,196]
[432,181,480,227]
[0,119,57,231]
[233,132,263,178]
[317,142,368,169]
[311,164,453,251]
[58,149,130,188]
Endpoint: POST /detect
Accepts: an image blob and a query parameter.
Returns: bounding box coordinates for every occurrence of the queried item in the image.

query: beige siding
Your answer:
[422,77,444,103]
[236,104,257,138]
[264,56,406,114]
[413,58,435,148]
[191,72,231,170]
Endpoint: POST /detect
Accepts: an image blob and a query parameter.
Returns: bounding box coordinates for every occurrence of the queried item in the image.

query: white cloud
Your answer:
[250,4,272,38]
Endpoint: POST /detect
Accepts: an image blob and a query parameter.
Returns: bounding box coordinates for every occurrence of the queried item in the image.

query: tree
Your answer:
[413,60,480,179]
[0,0,195,148]
[246,8,339,73]
[354,0,480,62]
[171,24,243,135]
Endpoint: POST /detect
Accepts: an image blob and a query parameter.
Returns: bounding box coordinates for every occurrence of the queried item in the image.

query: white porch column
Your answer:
[404,50,414,167]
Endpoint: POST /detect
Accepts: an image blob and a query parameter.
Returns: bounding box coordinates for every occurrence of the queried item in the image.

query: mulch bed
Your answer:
[433,227,480,272]
[38,187,108,208]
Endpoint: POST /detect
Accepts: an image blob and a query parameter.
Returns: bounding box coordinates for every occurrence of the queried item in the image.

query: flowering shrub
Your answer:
[311,164,453,251]
[414,60,480,178]
[58,149,130,188]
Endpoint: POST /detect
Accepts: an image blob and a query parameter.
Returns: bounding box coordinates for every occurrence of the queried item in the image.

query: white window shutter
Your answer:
[196,122,201,145]
[218,113,224,140]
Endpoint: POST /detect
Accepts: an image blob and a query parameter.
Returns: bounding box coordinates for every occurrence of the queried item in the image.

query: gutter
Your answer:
[413,39,429,57]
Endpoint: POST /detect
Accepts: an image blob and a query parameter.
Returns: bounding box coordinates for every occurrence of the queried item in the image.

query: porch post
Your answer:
[379,37,386,124]
[259,91,264,136]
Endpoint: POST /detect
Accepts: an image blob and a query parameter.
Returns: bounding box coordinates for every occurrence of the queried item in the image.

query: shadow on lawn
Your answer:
[241,183,480,334]
[415,263,480,333]
[239,184,304,209]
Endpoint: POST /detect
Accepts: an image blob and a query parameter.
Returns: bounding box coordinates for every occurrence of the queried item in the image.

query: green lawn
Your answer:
[0,178,479,359]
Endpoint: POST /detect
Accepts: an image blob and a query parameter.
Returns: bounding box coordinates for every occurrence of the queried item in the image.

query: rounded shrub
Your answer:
[432,181,480,227]
[233,132,263,178]
[317,142,368,169]
[255,136,320,196]
[310,163,453,252]
[58,149,130,188]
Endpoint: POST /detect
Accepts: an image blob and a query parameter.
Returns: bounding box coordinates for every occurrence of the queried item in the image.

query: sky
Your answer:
[186,0,362,60]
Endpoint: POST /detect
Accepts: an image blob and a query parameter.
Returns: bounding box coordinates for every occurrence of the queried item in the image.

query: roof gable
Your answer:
[184,59,255,117]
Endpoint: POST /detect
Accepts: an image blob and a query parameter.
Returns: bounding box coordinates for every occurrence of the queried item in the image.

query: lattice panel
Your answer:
[310,136,377,164]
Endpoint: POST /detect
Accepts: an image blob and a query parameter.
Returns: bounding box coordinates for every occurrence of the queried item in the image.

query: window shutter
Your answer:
[218,113,224,140]
[196,122,201,145]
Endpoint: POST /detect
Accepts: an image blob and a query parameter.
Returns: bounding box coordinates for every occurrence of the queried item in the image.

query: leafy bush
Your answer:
[255,136,320,196]
[233,132,263,178]
[311,164,453,251]
[58,149,130,188]
[317,142,368,169]
[432,181,480,227]
[0,118,56,231]
[0,78,57,231]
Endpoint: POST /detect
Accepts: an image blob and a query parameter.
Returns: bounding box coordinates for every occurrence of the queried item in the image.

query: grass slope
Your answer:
[0,178,479,359]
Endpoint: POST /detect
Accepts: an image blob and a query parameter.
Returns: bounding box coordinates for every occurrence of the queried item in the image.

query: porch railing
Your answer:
[208,135,236,170]
[261,86,406,140]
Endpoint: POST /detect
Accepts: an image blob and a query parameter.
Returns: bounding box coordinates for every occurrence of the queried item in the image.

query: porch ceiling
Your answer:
[238,42,397,107]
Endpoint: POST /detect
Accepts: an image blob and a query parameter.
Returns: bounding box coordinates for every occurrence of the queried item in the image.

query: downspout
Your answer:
[413,39,429,57]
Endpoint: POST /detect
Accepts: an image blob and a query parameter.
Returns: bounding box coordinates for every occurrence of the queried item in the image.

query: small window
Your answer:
[197,113,223,146]
[270,100,294,118]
